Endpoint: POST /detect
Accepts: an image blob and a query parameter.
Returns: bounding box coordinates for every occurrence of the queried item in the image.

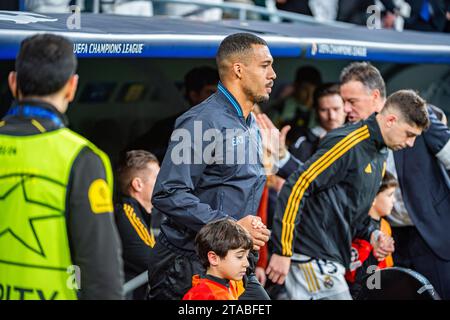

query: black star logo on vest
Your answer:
[0,174,66,270]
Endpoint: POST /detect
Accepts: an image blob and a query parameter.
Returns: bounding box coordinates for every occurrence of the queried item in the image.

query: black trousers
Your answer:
[392,226,450,300]
[147,235,270,300]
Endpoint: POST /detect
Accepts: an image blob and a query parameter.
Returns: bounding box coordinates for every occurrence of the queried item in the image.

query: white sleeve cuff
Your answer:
[370,230,382,246]
[276,151,291,169]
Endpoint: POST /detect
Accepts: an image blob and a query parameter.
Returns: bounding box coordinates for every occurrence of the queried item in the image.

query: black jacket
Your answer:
[152,82,266,252]
[288,126,324,163]
[114,196,155,281]
[272,113,387,268]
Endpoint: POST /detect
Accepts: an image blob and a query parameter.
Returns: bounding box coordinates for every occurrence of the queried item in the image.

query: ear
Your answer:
[187,90,199,104]
[130,177,142,192]
[371,88,380,101]
[232,63,243,80]
[65,74,79,103]
[371,89,383,112]
[207,251,220,267]
[384,113,398,128]
[8,71,18,98]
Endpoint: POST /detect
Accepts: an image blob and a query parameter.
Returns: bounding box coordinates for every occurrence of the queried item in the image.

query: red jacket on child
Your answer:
[182,274,244,300]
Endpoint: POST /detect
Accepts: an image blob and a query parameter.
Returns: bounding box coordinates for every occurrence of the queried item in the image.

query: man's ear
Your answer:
[187,90,199,105]
[130,177,142,192]
[8,71,18,98]
[232,63,243,80]
[371,88,380,101]
[371,89,384,112]
[207,251,220,267]
[65,74,79,103]
[384,113,398,128]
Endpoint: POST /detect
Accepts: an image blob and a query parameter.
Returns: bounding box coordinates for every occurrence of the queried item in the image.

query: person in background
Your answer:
[25,0,71,13]
[129,66,219,162]
[346,171,397,299]
[403,0,450,32]
[337,0,398,26]
[270,65,322,129]
[275,0,313,16]
[288,82,347,162]
[115,150,160,300]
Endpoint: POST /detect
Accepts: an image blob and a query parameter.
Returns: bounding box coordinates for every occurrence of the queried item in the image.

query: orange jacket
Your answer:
[182,275,245,300]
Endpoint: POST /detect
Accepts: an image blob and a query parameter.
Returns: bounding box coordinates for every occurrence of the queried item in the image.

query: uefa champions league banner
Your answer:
[0,11,449,62]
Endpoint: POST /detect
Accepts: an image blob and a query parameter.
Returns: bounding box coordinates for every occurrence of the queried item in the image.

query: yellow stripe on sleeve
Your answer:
[281,126,370,255]
[123,204,153,247]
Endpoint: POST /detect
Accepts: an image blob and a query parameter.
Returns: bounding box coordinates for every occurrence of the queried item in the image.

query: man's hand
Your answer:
[237,215,270,251]
[256,113,290,162]
[266,253,291,285]
[255,266,267,286]
[371,231,395,261]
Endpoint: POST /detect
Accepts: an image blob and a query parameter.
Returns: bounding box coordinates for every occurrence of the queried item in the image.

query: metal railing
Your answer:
[124,271,148,296]
[88,0,351,28]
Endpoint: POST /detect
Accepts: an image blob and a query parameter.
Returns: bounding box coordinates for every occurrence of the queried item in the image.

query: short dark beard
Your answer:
[255,94,269,104]
[243,86,269,104]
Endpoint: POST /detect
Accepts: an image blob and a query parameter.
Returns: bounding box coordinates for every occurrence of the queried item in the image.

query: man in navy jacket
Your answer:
[148,33,275,300]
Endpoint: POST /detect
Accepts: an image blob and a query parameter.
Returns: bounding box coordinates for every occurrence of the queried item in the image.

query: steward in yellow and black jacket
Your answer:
[0,100,124,300]
[271,113,387,268]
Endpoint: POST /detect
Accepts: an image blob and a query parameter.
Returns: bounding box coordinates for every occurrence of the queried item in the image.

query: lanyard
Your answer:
[7,105,64,128]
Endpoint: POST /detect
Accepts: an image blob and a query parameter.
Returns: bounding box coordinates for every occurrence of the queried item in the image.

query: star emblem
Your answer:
[0,174,66,268]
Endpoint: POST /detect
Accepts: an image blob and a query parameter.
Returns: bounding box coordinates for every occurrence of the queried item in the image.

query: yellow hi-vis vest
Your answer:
[0,128,113,300]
